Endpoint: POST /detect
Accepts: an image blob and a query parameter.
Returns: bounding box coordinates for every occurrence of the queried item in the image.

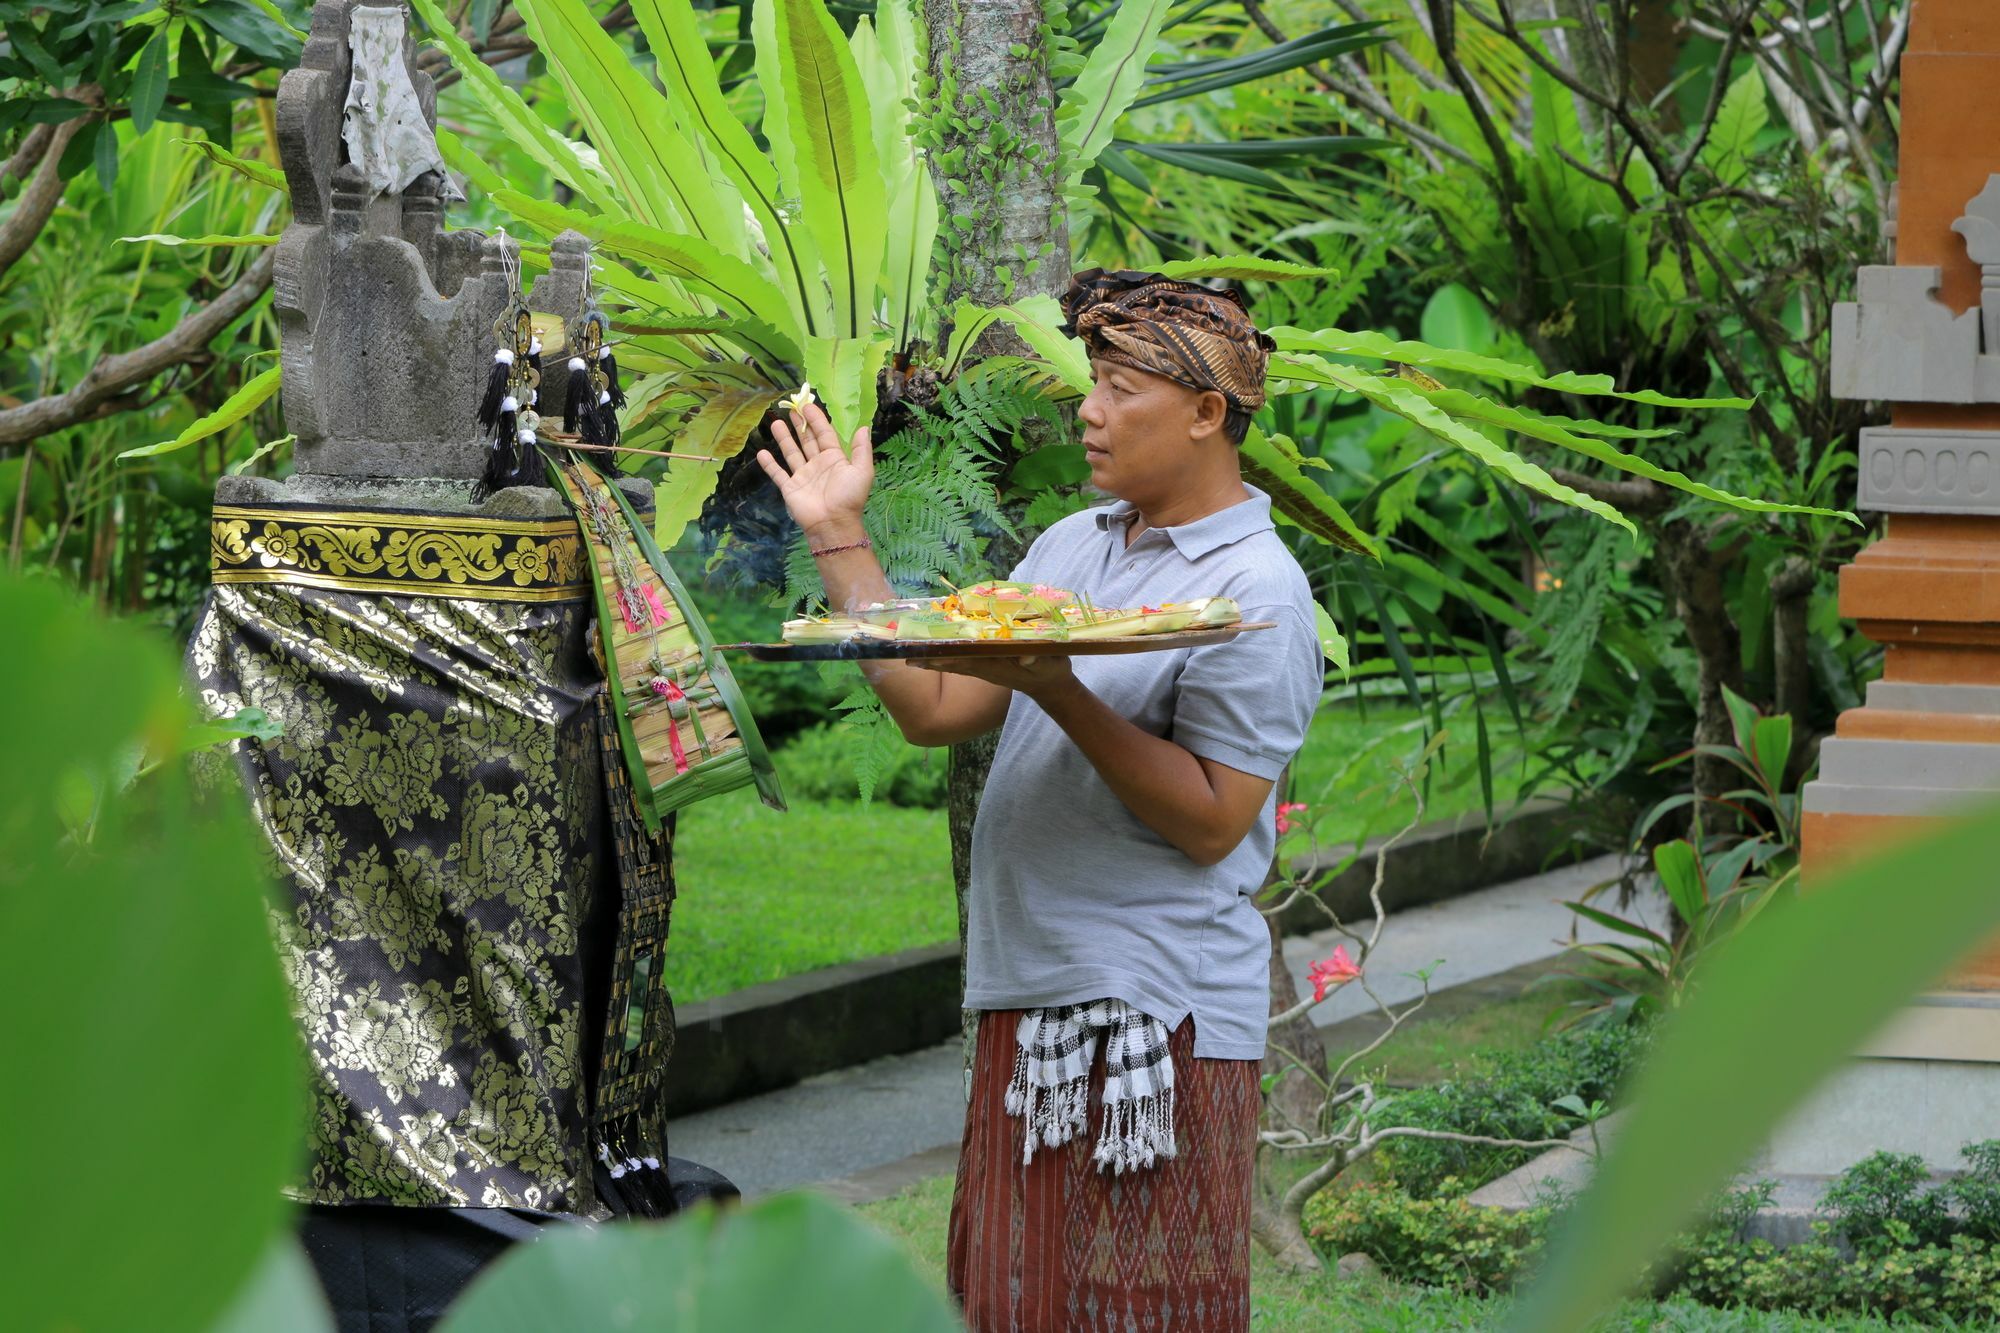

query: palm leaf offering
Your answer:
[553,458,784,827]
[781,581,1242,645]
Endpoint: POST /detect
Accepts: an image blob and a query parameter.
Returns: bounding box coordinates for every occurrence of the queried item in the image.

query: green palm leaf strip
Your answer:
[955,296,1093,391]
[177,138,287,193]
[769,0,886,340]
[630,0,825,341]
[1420,383,1856,521]
[493,193,803,358]
[1242,427,1377,557]
[119,366,280,460]
[1155,256,1338,282]
[849,0,937,351]
[405,0,625,218]
[1331,367,1638,533]
[118,232,279,247]
[1509,802,2000,1332]
[513,0,741,250]
[1270,326,1755,408]
[1057,0,1172,185]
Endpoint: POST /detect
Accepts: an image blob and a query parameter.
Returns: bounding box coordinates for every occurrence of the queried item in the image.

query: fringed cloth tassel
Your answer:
[1005,1000,1177,1175]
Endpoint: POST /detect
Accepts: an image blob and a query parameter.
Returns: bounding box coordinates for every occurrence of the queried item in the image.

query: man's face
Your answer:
[1076,357,1221,504]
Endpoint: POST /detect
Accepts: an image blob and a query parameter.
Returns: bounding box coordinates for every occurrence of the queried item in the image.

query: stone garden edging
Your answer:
[664,796,1609,1118]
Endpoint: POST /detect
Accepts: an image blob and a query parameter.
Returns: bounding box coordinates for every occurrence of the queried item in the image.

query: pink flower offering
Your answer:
[1276,801,1309,835]
[1308,946,1361,1002]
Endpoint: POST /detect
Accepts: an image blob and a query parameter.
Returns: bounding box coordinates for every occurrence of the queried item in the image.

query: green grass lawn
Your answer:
[851,1173,1929,1332]
[1286,698,1536,854]
[1321,976,1592,1089]
[669,701,1535,1003]
[667,784,954,1003]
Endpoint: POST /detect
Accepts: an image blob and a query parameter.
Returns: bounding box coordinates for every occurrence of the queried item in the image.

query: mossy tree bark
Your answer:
[920,0,1070,1087]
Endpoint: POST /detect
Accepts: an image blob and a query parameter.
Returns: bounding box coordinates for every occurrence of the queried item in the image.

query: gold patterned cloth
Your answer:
[188,501,661,1217]
[1058,267,1276,412]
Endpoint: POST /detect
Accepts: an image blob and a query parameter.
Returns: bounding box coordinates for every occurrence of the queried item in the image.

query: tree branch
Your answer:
[2,123,54,186]
[1424,0,1538,314]
[0,250,275,448]
[0,115,89,281]
[1547,467,1672,515]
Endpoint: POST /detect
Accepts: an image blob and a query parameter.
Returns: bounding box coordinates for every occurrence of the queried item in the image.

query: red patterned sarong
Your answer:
[947,1009,1259,1332]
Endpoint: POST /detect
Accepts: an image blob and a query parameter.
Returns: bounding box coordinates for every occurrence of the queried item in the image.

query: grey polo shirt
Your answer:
[963,486,1321,1060]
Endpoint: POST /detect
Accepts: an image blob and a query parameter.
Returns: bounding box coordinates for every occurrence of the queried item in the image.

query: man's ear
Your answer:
[1189,388,1230,442]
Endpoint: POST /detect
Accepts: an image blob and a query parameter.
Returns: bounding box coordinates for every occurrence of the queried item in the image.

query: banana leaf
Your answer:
[493,192,804,358]
[848,0,939,351]
[514,0,744,250]
[1058,0,1173,181]
[653,386,777,549]
[629,0,829,343]
[764,0,886,340]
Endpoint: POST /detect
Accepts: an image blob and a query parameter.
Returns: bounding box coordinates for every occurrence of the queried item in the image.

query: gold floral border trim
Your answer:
[210,505,589,602]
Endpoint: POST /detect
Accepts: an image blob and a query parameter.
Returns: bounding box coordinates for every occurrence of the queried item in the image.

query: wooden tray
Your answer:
[727,622,1275,662]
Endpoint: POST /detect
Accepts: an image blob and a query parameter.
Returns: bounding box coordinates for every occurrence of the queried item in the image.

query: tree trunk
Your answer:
[921,0,1069,1085]
[1262,902,1329,1133]
[1659,519,1746,806]
[1771,555,1818,790]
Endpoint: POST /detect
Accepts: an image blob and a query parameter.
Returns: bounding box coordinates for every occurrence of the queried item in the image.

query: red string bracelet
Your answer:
[809,537,872,558]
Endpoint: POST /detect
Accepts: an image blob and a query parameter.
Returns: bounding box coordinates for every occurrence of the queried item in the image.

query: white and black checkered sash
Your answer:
[1004,1000,1176,1174]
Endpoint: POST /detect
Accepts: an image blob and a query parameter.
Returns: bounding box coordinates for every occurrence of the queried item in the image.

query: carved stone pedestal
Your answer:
[1780,0,2000,1175]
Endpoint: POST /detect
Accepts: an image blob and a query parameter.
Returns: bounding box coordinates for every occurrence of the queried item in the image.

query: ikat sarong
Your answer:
[949,1009,1260,1333]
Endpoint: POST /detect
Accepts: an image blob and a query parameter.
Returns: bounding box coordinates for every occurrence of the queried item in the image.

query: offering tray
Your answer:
[727,623,1274,662]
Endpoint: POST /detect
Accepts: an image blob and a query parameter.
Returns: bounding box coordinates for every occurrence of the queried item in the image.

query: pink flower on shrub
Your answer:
[1308,946,1361,1002]
[1276,801,1309,835]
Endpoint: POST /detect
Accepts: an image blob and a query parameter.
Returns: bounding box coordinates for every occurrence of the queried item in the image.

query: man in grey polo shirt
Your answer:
[756,269,1319,1331]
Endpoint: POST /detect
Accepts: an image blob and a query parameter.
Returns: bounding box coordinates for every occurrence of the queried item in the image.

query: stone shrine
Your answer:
[1777,0,2000,1175]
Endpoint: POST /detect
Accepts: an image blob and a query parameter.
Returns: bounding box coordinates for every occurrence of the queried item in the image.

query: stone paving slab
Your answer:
[670,853,1645,1199]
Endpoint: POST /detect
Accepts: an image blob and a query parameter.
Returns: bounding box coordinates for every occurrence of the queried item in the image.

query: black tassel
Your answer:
[579,396,608,447]
[472,428,517,504]
[600,344,626,409]
[475,349,513,430]
[562,356,591,433]
[526,335,544,381]
[595,389,621,448]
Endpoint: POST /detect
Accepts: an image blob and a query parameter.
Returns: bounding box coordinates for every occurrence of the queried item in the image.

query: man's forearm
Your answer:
[803,518,951,739]
[1028,678,1242,865]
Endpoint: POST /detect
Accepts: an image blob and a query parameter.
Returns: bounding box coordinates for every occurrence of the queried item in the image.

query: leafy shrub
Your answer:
[1671,1230,2000,1324]
[1821,1150,1954,1253]
[1949,1139,2000,1243]
[1301,1179,1551,1295]
[1371,1018,1652,1197]
[1658,1146,2000,1324]
[774,722,946,808]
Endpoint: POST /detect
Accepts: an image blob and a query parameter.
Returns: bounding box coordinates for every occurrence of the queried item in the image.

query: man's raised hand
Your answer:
[755,400,874,542]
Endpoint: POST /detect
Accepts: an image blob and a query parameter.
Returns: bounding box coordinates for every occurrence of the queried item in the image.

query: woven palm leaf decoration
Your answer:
[553,455,784,827]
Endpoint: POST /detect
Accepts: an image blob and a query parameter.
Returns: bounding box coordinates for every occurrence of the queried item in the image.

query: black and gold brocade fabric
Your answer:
[188,502,667,1217]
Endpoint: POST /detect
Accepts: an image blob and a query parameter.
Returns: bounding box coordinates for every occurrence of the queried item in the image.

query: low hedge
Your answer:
[1305,1139,2000,1324]
[1369,1017,1651,1198]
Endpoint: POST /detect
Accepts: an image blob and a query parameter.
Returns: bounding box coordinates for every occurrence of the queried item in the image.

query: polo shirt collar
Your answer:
[1092,486,1277,560]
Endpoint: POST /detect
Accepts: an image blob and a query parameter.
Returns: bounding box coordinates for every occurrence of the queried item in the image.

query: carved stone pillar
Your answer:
[1773,1,2000,1172]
